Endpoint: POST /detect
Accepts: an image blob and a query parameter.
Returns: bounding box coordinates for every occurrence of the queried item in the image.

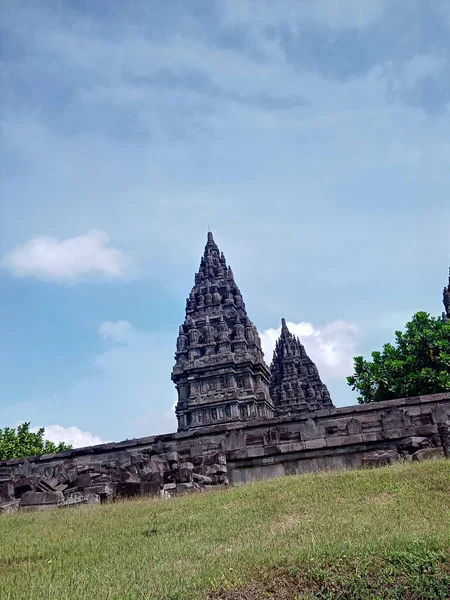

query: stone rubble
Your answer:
[0,449,228,513]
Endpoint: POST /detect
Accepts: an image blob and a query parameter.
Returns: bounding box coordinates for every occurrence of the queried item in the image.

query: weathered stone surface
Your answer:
[0,390,449,512]
[140,481,161,496]
[167,451,181,464]
[179,461,194,470]
[193,473,213,484]
[412,448,444,462]
[437,422,450,458]
[270,318,333,414]
[37,477,68,493]
[63,491,101,506]
[0,499,20,515]
[116,482,140,497]
[20,491,64,507]
[175,468,193,483]
[397,437,432,454]
[361,449,400,468]
[172,232,275,432]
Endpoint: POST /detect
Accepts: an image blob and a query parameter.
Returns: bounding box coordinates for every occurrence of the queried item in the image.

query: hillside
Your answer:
[1,460,449,600]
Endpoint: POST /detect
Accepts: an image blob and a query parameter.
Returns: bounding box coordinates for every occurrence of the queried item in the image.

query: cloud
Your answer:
[221,0,388,31]
[31,424,105,448]
[259,320,360,380]
[402,54,447,90]
[98,320,135,343]
[1,230,136,283]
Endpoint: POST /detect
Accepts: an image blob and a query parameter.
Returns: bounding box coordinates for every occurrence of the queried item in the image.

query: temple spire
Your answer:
[172,232,274,431]
[270,319,333,413]
[443,267,450,322]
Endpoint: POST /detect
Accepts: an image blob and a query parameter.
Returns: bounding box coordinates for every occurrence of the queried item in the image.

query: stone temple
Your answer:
[172,232,333,431]
[443,268,450,322]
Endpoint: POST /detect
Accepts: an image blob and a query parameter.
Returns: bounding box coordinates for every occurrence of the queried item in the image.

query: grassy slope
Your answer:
[0,460,449,600]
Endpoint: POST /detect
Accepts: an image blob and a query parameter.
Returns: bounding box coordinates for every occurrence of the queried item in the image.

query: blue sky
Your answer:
[1,0,449,446]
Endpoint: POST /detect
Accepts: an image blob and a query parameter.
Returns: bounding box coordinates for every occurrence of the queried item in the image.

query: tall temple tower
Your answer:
[269,319,334,414]
[443,267,450,322]
[172,232,274,431]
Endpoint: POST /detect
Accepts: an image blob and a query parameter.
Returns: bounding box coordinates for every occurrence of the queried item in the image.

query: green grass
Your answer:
[1,460,450,599]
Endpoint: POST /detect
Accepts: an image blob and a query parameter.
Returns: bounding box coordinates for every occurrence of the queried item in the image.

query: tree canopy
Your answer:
[347,311,450,404]
[0,422,72,461]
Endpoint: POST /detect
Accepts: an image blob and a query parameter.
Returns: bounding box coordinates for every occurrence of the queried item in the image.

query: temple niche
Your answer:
[172,232,275,431]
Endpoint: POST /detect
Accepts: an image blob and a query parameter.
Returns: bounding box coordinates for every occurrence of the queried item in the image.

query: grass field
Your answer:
[1,460,449,600]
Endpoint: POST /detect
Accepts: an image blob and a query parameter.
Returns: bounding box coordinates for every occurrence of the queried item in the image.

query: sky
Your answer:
[1,0,449,447]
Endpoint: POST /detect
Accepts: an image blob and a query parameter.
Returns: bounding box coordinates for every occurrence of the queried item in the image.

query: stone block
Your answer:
[82,483,116,497]
[0,481,14,500]
[175,468,193,484]
[54,464,77,485]
[20,491,64,507]
[63,491,101,506]
[0,499,20,515]
[140,481,161,496]
[397,437,432,454]
[381,428,403,440]
[116,481,140,497]
[163,483,177,491]
[179,462,194,470]
[37,477,67,493]
[412,448,444,462]
[192,473,213,484]
[204,452,226,465]
[304,438,326,450]
[210,464,227,473]
[78,473,92,487]
[141,471,164,485]
[361,449,399,468]
[362,432,381,443]
[175,482,197,493]
[167,451,181,464]
[119,471,140,484]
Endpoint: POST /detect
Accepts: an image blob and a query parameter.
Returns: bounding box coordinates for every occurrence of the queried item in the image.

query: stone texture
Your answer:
[270,318,334,414]
[438,421,450,458]
[0,499,20,515]
[0,447,228,514]
[172,232,275,431]
[20,490,64,509]
[397,436,432,454]
[412,447,444,462]
[1,393,450,514]
[361,449,400,468]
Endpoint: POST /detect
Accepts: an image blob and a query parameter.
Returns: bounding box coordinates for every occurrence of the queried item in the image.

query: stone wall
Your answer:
[1,392,449,513]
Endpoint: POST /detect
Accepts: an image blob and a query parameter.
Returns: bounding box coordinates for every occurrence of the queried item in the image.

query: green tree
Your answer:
[0,422,72,461]
[347,312,450,404]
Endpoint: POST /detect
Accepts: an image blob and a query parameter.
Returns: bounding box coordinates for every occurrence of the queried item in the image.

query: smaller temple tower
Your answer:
[269,318,334,414]
[443,267,450,323]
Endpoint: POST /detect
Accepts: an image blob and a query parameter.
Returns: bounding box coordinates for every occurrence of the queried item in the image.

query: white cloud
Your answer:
[99,320,135,343]
[260,320,360,380]
[1,230,136,283]
[31,424,105,448]
[402,54,446,89]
